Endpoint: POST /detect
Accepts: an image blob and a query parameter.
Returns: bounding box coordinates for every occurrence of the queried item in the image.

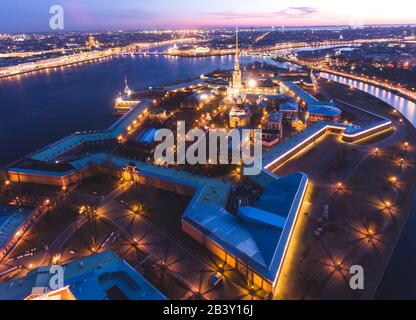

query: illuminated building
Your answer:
[85,35,101,49]
[229,96,251,128]
[228,27,243,98]
[183,90,214,109]
[279,100,299,122]
[227,28,251,128]
[0,251,166,300]
[260,111,283,148]
[193,46,211,55]
[280,81,341,122]
[0,205,42,261]
[114,77,140,113]
[246,79,279,95]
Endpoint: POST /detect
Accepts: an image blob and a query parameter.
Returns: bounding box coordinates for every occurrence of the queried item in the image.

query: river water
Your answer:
[319,72,416,127]
[0,54,283,166]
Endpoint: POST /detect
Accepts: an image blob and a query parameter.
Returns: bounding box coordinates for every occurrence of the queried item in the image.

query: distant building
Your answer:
[85,35,101,49]
[114,78,140,113]
[0,251,166,300]
[193,47,211,55]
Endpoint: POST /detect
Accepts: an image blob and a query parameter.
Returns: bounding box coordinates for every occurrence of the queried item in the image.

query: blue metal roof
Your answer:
[0,251,166,300]
[0,205,32,250]
[282,81,341,117]
[183,172,308,283]
[137,128,157,144]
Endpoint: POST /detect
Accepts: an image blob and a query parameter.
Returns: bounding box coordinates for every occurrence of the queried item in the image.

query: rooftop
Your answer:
[0,251,166,300]
[163,78,212,92]
[29,100,151,162]
[262,121,346,169]
[282,81,341,117]
[0,205,33,251]
[183,171,308,284]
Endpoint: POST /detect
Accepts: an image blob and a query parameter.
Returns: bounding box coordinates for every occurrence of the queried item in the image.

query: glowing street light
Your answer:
[52,253,61,265]
[200,94,209,101]
[367,229,375,242]
[132,203,142,214]
[333,260,343,272]
[248,79,257,89]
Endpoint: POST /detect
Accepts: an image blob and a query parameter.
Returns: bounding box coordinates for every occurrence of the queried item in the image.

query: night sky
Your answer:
[0,0,415,32]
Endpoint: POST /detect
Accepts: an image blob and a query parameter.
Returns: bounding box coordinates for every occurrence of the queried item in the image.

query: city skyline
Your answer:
[1,0,416,32]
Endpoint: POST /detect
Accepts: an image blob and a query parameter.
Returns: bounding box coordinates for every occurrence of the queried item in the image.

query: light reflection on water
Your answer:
[319,73,416,128]
[0,54,287,165]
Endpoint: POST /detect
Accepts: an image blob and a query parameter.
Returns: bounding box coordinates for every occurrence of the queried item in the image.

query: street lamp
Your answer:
[334,260,343,272]
[248,79,257,89]
[132,203,142,215]
[367,229,375,242]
